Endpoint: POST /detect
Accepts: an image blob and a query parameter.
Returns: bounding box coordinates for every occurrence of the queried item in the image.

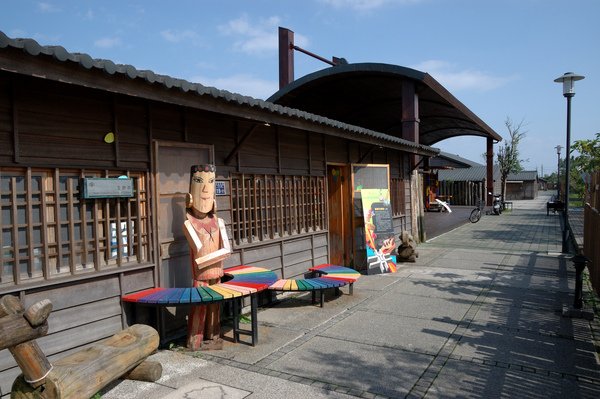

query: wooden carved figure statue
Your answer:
[183,164,231,350]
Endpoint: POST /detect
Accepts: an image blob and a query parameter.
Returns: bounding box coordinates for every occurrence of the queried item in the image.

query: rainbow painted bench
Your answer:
[267,264,361,307]
[122,265,278,346]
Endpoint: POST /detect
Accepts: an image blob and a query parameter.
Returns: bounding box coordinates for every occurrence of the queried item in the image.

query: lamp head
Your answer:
[555,145,562,155]
[554,72,585,97]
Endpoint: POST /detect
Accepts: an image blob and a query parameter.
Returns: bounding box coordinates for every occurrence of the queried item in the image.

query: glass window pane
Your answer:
[60,224,70,241]
[3,228,12,246]
[1,207,11,224]
[20,259,29,278]
[60,204,68,220]
[31,176,41,192]
[86,223,94,239]
[31,205,41,224]
[32,248,43,277]
[18,227,27,246]
[17,206,26,224]
[74,223,81,241]
[0,176,10,192]
[2,262,14,282]
[72,204,81,221]
[32,226,42,244]
[14,176,25,191]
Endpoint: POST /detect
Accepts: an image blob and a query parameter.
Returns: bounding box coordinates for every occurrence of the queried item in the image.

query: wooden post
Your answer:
[0,296,52,388]
[486,137,494,206]
[278,27,294,89]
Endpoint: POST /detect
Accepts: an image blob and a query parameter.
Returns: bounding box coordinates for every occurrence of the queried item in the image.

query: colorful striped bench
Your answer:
[122,265,278,346]
[267,264,361,307]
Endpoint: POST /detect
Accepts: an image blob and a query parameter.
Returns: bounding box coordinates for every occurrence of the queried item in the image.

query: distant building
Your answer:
[433,153,539,204]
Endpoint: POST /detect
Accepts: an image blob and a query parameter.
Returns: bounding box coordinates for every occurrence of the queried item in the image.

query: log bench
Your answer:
[268,264,361,308]
[0,295,161,399]
[122,265,278,346]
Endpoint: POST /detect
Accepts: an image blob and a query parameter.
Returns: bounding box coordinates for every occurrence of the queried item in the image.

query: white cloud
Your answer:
[219,15,309,55]
[318,0,422,11]
[94,37,122,49]
[191,74,278,100]
[160,29,203,45]
[37,2,60,13]
[410,60,516,92]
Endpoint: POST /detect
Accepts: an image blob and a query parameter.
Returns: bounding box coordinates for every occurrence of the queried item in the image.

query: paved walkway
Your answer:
[102,191,600,399]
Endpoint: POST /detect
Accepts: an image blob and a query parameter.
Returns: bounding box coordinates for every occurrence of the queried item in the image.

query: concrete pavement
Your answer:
[102,191,600,398]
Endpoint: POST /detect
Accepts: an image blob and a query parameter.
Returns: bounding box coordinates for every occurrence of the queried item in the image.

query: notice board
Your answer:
[351,164,397,274]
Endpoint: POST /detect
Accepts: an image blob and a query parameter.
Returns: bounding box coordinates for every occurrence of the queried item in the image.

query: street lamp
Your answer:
[555,145,562,199]
[554,72,585,253]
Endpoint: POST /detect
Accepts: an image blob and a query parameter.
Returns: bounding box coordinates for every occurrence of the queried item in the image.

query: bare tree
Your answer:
[497,117,527,200]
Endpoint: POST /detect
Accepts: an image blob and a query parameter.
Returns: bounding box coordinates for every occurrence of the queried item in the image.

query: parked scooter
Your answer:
[491,192,503,215]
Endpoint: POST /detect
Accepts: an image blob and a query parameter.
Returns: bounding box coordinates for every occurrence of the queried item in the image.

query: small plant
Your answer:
[239,314,252,324]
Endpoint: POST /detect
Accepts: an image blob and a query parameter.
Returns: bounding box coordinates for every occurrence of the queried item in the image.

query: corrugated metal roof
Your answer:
[431,151,483,168]
[0,31,439,157]
[438,166,537,182]
[438,166,491,181]
[508,170,538,181]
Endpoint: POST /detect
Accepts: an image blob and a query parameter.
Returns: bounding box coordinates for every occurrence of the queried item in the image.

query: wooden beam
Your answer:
[225,124,259,165]
[11,81,19,163]
[358,145,376,163]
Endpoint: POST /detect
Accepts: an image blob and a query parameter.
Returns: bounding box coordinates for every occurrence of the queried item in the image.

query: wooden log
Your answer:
[24,299,53,327]
[123,360,162,382]
[11,324,159,399]
[0,296,52,388]
[0,313,48,349]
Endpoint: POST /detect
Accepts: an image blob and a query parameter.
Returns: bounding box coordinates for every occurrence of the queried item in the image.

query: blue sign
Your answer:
[215,181,226,196]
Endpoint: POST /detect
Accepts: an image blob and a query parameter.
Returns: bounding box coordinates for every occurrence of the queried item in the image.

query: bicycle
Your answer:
[469,199,484,223]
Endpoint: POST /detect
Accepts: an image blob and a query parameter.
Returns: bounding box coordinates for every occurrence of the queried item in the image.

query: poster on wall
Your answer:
[360,188,397,275]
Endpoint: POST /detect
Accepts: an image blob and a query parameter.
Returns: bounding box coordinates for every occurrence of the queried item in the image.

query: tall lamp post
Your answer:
[555,145,562,199]
[554,72,585,253]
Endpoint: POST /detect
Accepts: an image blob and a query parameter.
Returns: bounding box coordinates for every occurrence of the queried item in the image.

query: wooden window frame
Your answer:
[231,173,327,247]
[390,177,406,217]
[0,167,152,290]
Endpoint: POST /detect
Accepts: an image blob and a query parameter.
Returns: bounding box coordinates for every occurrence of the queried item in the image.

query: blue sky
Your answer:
[1,0,598,175]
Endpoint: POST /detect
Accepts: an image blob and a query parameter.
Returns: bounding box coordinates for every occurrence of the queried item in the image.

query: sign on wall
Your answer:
[82,178,134,199]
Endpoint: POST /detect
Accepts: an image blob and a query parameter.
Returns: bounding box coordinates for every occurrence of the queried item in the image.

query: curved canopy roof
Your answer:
[268,63,501,146]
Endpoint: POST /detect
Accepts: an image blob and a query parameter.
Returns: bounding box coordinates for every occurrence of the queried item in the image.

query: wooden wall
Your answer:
[0,71,413,396]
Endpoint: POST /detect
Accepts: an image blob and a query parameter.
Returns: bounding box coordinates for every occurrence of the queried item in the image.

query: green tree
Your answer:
[496,117,527,200]
[571,132,600,202]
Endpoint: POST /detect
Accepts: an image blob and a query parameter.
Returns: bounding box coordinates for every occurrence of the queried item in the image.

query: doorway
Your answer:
[327,164,352,266]
[154,141,214,288]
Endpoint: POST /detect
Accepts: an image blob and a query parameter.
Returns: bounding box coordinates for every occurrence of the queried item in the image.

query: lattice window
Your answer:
[231,174,327,246]
[0,168,151,288]
[390,177,406,217]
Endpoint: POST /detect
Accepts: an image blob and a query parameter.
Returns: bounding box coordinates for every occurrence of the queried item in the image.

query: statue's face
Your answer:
[190,170,215,214]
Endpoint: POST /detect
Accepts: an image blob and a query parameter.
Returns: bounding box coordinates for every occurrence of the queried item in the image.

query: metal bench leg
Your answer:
[251,294,258,346]
[232,298,240,343]
[320,290,324,308]
[349,283,354,296]
[312,290,316,304]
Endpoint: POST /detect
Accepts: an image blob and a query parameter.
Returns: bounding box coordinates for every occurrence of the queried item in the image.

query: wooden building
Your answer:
[0,31,499,396]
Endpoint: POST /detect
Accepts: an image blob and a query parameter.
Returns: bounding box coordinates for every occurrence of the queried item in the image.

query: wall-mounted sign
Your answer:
[82,178,134,199]
[215,181,226,196]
